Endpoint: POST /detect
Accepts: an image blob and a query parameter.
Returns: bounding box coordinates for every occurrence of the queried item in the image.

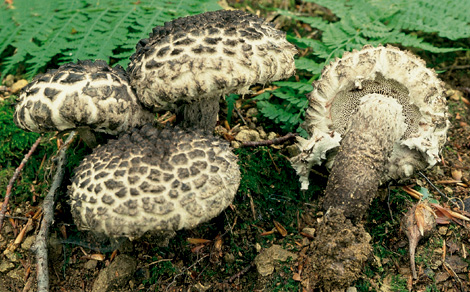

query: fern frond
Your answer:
[386,0,470,40]
[0,0,221,77]
[284,0,465,64]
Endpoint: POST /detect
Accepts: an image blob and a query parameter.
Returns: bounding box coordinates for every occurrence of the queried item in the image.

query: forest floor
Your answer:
[2,4,470,292]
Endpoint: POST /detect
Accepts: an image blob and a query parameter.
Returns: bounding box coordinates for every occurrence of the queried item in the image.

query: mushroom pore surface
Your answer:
[14,60,154,135]
[291,45,449,192]
[69,124,241,239]
[127,9,297,132]
[323,94,406,219]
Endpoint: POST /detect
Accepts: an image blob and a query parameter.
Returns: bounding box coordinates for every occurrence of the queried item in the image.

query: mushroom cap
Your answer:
[291,45,449,189]
[127,9,297,111]
[68,124,241,239]
[14,60,154,135]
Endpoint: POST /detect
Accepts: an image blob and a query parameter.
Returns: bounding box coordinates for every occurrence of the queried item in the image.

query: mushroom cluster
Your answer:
[9,10,296,241]
[291,45,449,219]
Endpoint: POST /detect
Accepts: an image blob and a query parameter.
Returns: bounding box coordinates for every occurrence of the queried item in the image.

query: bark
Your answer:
[323,94,406,220]
[175,98,220,134]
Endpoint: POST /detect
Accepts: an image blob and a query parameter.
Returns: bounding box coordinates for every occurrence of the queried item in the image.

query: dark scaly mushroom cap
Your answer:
[68,124,241,240]
[291,45,449,190]
[14,60,154,135]
[127,9,297,111]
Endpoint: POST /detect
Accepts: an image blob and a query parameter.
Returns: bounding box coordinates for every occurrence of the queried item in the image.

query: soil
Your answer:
[2,9,470,292]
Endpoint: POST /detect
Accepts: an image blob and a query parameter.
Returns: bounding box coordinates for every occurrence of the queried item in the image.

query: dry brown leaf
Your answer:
[300,231,314,239]
[214,235,223,251]
[260,230,275,236]
[110,249,118,262]
[82,254,105,261]
[402,186,422,200]
[187,238,212,244]
[415,205,425,236]
[191,245,205,253]
[431,203,470,223]
[273,220,288,237]
[462,96,470,107]
[452,169,463,181]
[292,273,301,281]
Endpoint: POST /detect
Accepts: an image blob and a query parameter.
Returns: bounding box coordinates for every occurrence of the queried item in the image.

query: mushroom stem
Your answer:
[323,94,407,220]
[76,127,98,148]
[175,98,220,133]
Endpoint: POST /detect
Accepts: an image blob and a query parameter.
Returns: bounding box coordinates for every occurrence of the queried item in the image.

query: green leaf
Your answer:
[0,0,221,77]
[226,94,239,125]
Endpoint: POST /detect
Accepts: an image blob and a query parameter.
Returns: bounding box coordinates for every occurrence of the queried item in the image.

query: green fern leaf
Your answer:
[0,0,221,77]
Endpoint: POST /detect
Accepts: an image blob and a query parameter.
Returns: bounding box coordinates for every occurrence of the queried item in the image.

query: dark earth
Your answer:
[2,4,470,292]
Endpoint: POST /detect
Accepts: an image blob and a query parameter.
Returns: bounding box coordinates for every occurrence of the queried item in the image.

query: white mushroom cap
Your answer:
[127,9,297,111]
[14,60,154,135]
[68,124,241,240]
[291,45,449,189]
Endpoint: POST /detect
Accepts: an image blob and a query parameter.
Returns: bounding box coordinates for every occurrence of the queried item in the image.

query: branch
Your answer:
[0,136,42,231]
[241,132,298,147]
[31,131,76,292]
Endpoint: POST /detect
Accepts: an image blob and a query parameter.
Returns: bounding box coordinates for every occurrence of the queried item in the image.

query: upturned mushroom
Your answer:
[127,9,297,133]
[14,60,154,146]
[68,124,241,240]
[291,45,449,219]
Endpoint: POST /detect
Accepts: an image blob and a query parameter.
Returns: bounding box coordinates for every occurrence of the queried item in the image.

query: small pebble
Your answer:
[10,79,28,94]
[21,235,36,251]
[302,227,315,238]
[3,75,15,87]
[84,260,98,270]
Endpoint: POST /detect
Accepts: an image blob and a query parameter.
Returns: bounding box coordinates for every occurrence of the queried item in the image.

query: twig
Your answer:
[224,262,254,283]
[0,136,42,231]
[418,171,460,209]
[242,132,298,147]
[165,255,208,292]
[234,106,247,125]
[31,131,76,292]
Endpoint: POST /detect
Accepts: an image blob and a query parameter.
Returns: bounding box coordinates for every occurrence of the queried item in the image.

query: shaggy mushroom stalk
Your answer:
[291,45,449,218]
[323,94,406,219]
[175,98,220,132]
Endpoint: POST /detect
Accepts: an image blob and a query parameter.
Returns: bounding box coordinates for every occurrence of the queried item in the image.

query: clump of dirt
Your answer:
[305,207,372,290]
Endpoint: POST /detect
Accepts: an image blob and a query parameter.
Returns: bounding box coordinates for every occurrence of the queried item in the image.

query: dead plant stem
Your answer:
[0,136,42,231]
[32,132,76,292]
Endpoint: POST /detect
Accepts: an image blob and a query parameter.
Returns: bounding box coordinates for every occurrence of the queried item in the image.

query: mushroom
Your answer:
[68,124,241,240]
[13,60,154,146]
[291,45,449,219]
[127,9,297,133]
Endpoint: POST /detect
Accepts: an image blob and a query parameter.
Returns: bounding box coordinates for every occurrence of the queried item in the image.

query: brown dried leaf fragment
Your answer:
[274,220,288,237]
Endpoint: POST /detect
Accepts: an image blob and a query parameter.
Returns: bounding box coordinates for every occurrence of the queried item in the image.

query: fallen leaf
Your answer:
[292,272,301,281]
[402,186,422,200]
[81,254,105,261]
[191,245,205,253]
[451,169,463,181]
[260,230,275,236]
[187,238,211,244]
[273,220,288,237]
